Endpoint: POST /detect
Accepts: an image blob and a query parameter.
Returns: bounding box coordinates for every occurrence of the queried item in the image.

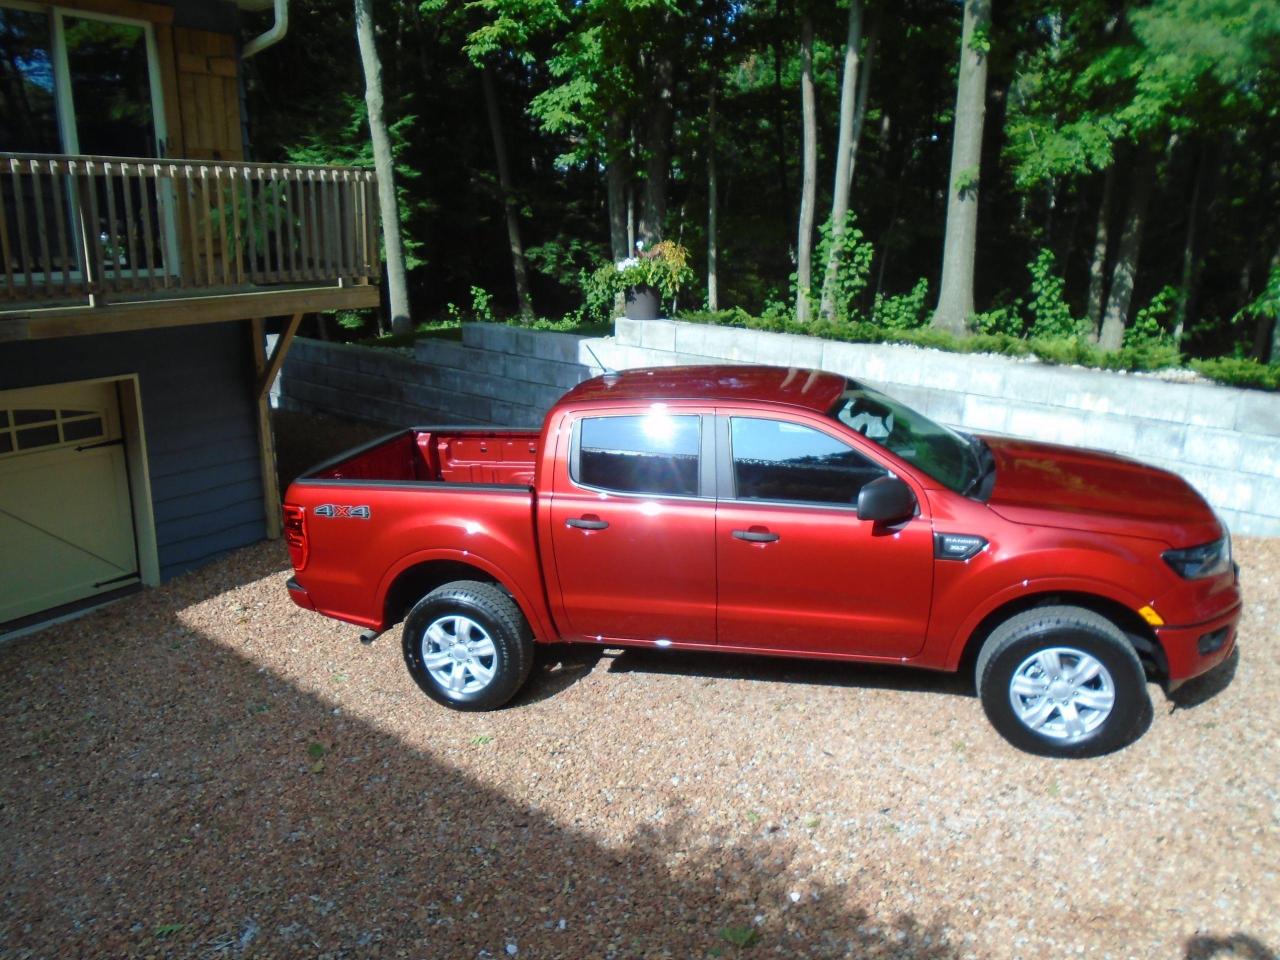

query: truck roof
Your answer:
[560,365,849,414]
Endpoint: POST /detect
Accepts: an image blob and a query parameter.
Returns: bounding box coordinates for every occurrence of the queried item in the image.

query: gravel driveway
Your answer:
[1,532,1276,959]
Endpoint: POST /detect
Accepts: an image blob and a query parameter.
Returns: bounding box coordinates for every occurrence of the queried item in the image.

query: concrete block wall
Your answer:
[579,318,1280,537]
[277,325,594,429]
[276,319,1280,536]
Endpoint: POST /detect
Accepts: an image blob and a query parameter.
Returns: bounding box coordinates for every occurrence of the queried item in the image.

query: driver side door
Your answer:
[714,413,935,658]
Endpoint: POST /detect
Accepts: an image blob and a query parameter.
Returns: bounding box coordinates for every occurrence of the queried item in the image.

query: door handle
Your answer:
[732,528,780,543]
[566,516,609,530]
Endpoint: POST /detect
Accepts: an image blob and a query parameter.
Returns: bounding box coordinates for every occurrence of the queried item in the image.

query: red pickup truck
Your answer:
[283,365,1241,757]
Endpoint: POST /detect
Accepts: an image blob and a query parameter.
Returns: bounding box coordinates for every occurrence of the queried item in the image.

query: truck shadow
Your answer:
[1165,647,1239,711]
[0,553,964,959]
[601,645,974,699]
[1186,933,1277,959]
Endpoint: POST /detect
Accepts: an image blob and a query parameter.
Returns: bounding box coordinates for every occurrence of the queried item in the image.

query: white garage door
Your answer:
[0,381,140,626]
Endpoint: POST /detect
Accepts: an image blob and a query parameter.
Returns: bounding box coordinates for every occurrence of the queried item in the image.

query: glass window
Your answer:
[0,7,62,153]
[731,417,886,506]
[577,413,701,497]
[829,382,980,495]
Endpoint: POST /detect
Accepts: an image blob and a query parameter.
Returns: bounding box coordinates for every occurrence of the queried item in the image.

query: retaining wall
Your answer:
[276,319,1280,536]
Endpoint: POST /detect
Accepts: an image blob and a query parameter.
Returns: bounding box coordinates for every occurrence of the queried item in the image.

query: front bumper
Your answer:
[1156,601,1241,688]
[286,577,317,612]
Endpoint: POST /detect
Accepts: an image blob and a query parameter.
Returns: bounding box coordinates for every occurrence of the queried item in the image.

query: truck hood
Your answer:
[981,436,1221,547]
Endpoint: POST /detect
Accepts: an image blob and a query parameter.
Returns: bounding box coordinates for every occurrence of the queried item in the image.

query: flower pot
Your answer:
[623,284,661,321]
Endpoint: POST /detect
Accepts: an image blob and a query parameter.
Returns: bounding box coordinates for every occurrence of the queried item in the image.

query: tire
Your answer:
[402,580,535,712]
[975,605,1151,758]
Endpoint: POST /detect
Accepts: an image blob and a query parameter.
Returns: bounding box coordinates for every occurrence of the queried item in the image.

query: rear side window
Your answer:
[730,417,886,505]
[576,413,701,496]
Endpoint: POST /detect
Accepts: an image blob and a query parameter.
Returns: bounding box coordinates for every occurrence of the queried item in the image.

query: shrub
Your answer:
[872,278,931,331]
[1026,249,1083,339]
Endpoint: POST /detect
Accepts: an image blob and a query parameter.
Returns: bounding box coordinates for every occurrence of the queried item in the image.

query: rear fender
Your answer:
[375,548,557,643]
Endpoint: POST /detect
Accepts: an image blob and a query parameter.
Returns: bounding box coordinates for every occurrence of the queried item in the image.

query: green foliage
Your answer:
[1190,357,1280,390]
[1234,264,1280,326]
[581,241,695,321]
[446,287,498,324]
[1027,249,1083,339]
[813,213,875,322]
[872,278,931,331]
[719,925,761,948]
[971,303,1025,337]
[1126,285,1179,348]
[286,95,428,271]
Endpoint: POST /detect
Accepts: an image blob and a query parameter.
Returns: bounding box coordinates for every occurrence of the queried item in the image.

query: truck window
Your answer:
[730,417,886,506]
[576,413,701,497]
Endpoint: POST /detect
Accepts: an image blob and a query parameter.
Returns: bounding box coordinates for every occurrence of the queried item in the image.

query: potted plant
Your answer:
[586,240,694,322]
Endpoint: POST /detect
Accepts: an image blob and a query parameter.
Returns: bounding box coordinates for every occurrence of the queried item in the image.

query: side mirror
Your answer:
[857,476,915,523]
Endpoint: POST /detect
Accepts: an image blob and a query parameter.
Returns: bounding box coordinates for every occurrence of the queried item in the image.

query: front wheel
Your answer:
[975,605,1152,758]
[402,581,534,711]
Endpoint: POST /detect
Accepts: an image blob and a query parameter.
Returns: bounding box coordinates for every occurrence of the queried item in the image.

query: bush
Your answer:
[1190,357,1280,391]
[872,278,931,331]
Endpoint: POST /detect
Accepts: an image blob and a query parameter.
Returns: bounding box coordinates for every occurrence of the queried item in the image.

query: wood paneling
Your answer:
[173,28,243,163]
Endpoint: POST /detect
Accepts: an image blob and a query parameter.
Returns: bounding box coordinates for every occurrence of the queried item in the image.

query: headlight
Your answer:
[1163,536,1231,579]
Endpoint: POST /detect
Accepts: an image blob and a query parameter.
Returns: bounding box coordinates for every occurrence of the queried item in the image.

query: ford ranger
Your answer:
[282,365,1241,757]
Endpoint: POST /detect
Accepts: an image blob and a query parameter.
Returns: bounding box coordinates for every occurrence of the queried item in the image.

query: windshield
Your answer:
[828,381,980,494]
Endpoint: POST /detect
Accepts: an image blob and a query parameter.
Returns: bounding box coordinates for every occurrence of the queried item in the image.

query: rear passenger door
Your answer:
[548,408,717,645]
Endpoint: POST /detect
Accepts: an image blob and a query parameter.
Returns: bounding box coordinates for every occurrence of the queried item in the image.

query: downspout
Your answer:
[242,0,289,59]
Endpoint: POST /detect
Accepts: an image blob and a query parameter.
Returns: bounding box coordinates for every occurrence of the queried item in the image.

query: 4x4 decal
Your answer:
[314,504,371,519]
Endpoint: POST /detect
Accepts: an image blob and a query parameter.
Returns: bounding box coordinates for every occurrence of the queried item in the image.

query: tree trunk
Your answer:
[605,117,628,261]
[1174,141,1213,344]
[795,13,818,323]
[481,66,532,320]
[1086,165,1115,340]
[1251,244,1280,363]
[354,0,411,335]
[707,84,719,312]
[773,1,791,250]
[638,45,675,246]
[1098,152,1155,352]
[932,0,992,336]
[817,0,864,321]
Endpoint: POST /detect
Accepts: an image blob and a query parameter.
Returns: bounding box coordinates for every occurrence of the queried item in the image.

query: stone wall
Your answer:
[276,319,1280,536]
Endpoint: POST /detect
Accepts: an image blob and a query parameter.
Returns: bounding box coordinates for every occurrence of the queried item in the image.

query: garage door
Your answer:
[0,381,140,626]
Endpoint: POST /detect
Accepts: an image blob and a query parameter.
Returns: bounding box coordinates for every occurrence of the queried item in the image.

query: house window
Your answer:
[0,3,167,158]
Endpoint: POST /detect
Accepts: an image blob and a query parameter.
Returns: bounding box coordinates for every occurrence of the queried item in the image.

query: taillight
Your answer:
[283,504,308,570]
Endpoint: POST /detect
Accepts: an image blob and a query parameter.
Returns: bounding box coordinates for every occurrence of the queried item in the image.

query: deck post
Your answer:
[250,315,286,539]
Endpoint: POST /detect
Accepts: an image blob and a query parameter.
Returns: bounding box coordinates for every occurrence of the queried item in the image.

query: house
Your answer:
[0,0,381,632]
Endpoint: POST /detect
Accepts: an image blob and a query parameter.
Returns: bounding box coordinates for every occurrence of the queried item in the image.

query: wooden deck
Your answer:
[1,152,381,338]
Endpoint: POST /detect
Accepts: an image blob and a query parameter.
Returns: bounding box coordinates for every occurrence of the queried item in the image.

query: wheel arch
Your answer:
[953,590,1165,687]
[376,551,555,642]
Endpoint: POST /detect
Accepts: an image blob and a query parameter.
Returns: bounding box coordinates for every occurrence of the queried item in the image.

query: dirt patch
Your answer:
[1,538,1276,959]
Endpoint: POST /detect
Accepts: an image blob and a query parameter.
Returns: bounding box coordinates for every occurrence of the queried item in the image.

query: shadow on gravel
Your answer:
[603,645,973,699]
[0,551,965,959]
[1186,932,1278,959]
[1166,647,1240,712]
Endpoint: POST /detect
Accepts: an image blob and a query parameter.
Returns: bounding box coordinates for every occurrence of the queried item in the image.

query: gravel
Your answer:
[2,509,1276,958]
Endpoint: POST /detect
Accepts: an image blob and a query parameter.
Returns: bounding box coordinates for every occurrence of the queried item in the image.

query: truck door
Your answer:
[714,414,934,658]
[548,409,716,644]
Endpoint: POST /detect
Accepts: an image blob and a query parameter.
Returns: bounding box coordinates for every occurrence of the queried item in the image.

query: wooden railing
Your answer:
[1,153,380,307]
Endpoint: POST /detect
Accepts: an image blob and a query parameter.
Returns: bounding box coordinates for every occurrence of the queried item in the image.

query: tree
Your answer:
[932,0,992,335]
[354,0,412,335]
[795,11,818,323]
[819,0,878,321]
[480,65,534,319]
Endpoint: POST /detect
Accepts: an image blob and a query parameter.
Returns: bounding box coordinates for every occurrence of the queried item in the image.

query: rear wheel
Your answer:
[402,580,534,711]
[975,605,1151,758]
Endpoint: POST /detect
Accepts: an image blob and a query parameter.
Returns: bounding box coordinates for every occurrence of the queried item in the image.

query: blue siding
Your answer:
[0,322,266,580]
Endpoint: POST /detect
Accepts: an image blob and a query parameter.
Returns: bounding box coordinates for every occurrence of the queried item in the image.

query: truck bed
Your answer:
[305,428,542,487]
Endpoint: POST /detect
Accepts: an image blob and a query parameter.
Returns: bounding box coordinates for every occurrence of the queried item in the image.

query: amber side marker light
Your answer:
[1138,605,1164,627]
